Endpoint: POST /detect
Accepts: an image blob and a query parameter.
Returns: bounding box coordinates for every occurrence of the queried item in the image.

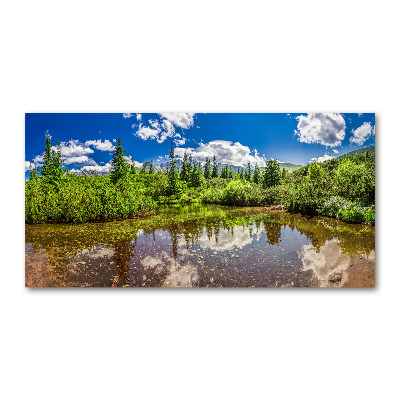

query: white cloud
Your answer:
[333,149,339,154]
[158,113,195,129]
[64,156,91,165]
[174,140,267,167]
[133,113,196,144]
[310,154,335,163]
[358,113,363,117]
[33,154,44,165]
[349,122,374,145]
[295,113,346,147]
[136,113,142,121]
[135,123,161,140]
[174,138,187,146]
[123,113,134,119]
[25,161,35,172]
[123,155,143,167]
[85,139,115,152]
[56,140,94,157]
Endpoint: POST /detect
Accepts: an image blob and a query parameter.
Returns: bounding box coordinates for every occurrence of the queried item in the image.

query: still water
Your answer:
[25,204,375,288]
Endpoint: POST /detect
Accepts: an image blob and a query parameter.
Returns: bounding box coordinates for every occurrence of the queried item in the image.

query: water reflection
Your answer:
[25,205,375,288]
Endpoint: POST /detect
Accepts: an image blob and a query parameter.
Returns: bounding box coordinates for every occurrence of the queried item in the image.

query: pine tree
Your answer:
[180,152,190,182]
[212,155,219,178]
[41,133,65,183]
[149,161,154,174]
[253,164,261,184]
[110,137,129,183]
[131,161,137,176]
[167,142,179,195]
[262,160,282,188]
[204,157,211,179]
[229,166,233,179]
[244,162,252,182]
[281,166,287,181]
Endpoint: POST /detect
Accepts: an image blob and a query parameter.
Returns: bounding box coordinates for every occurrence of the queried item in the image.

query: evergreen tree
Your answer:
[220,165,228,179]
[228,166,234,179]
[110,137,129,183]
[41,133,65,183]
[262,160,282,188]
[204,157,211,179]
[139,165,147,175]
[149,161,154,174]
[253,164,261,184]
[167,142,179,195]
[191,161,204,187]
[281,166,287,181]
[212,155,219,178]
[180,152,190,182]
[244,162,252,181]
[131,162,137,176]
[28,163,39,181]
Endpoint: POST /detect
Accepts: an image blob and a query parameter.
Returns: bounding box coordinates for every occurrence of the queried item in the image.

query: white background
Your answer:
[1,1,399,399]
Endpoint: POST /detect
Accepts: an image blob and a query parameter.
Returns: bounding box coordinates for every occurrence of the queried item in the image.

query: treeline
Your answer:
[25,134,375,224]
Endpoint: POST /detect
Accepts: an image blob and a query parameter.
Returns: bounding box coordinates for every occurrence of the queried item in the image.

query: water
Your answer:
[25,204,375,287]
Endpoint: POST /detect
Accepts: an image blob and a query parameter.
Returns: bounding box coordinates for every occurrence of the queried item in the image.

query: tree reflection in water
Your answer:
[25,204,375,287]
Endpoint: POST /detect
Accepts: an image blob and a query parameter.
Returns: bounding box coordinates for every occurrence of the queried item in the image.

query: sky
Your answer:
[25,113,375,178]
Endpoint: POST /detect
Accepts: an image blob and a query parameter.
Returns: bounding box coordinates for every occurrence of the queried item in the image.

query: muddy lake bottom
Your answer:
[25,204,375,288]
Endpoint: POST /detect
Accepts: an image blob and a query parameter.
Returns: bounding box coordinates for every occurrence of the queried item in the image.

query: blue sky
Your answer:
[25,113,375,178]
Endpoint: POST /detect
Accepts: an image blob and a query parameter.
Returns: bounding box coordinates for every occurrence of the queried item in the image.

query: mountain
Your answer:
[338,146,375,159]
[279,162,303,173]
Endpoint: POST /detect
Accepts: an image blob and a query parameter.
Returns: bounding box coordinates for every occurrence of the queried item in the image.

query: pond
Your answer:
[25,204,375,288]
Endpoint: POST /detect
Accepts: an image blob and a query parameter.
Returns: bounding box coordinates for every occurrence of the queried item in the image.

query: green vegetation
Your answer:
[25,136,375,225]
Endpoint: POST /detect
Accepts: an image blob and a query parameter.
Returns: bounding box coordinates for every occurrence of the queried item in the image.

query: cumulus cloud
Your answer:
[123,113,134,119]
[71,162,112,173]
[158,113,195,129]
[56,140,94,157]
[135,123,161,141]
[133,113,196,144]
[85,139,115,152]
[174,138,187,146]
[123,155,143,168]
[25,161,35,172]
[64,156,92,165]
[136,113,142,121]
[350,122,374,145]
[333,149,339,154]
[295,113,346,147]
[310,154,335,163]
[174,140,267,167]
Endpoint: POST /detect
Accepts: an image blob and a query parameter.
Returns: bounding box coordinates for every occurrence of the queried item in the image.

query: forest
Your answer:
[25,134,375,224]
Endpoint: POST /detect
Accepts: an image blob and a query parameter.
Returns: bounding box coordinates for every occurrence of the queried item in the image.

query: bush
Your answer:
[318,196,375,224]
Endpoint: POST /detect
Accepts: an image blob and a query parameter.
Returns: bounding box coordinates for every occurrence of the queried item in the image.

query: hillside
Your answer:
[279,162,303,173]
[338,146,375,159]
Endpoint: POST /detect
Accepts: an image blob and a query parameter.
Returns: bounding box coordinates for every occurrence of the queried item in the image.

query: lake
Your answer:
[25,204,375,288]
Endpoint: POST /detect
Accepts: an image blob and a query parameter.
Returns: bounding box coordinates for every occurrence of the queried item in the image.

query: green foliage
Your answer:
[334,159,375,202]
[262,160,282,188]
[204,157,211,179]
[25,175,155,223]
[180,153,190,182]
[167,142,180,196]
[41,134,66,184]
[244,162,252,182]
[212,155,219,178]
[109,137,130,183]
[319,196,375,224]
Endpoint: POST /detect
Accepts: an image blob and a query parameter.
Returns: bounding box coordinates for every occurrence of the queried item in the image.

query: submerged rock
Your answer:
[328,273,342,284]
